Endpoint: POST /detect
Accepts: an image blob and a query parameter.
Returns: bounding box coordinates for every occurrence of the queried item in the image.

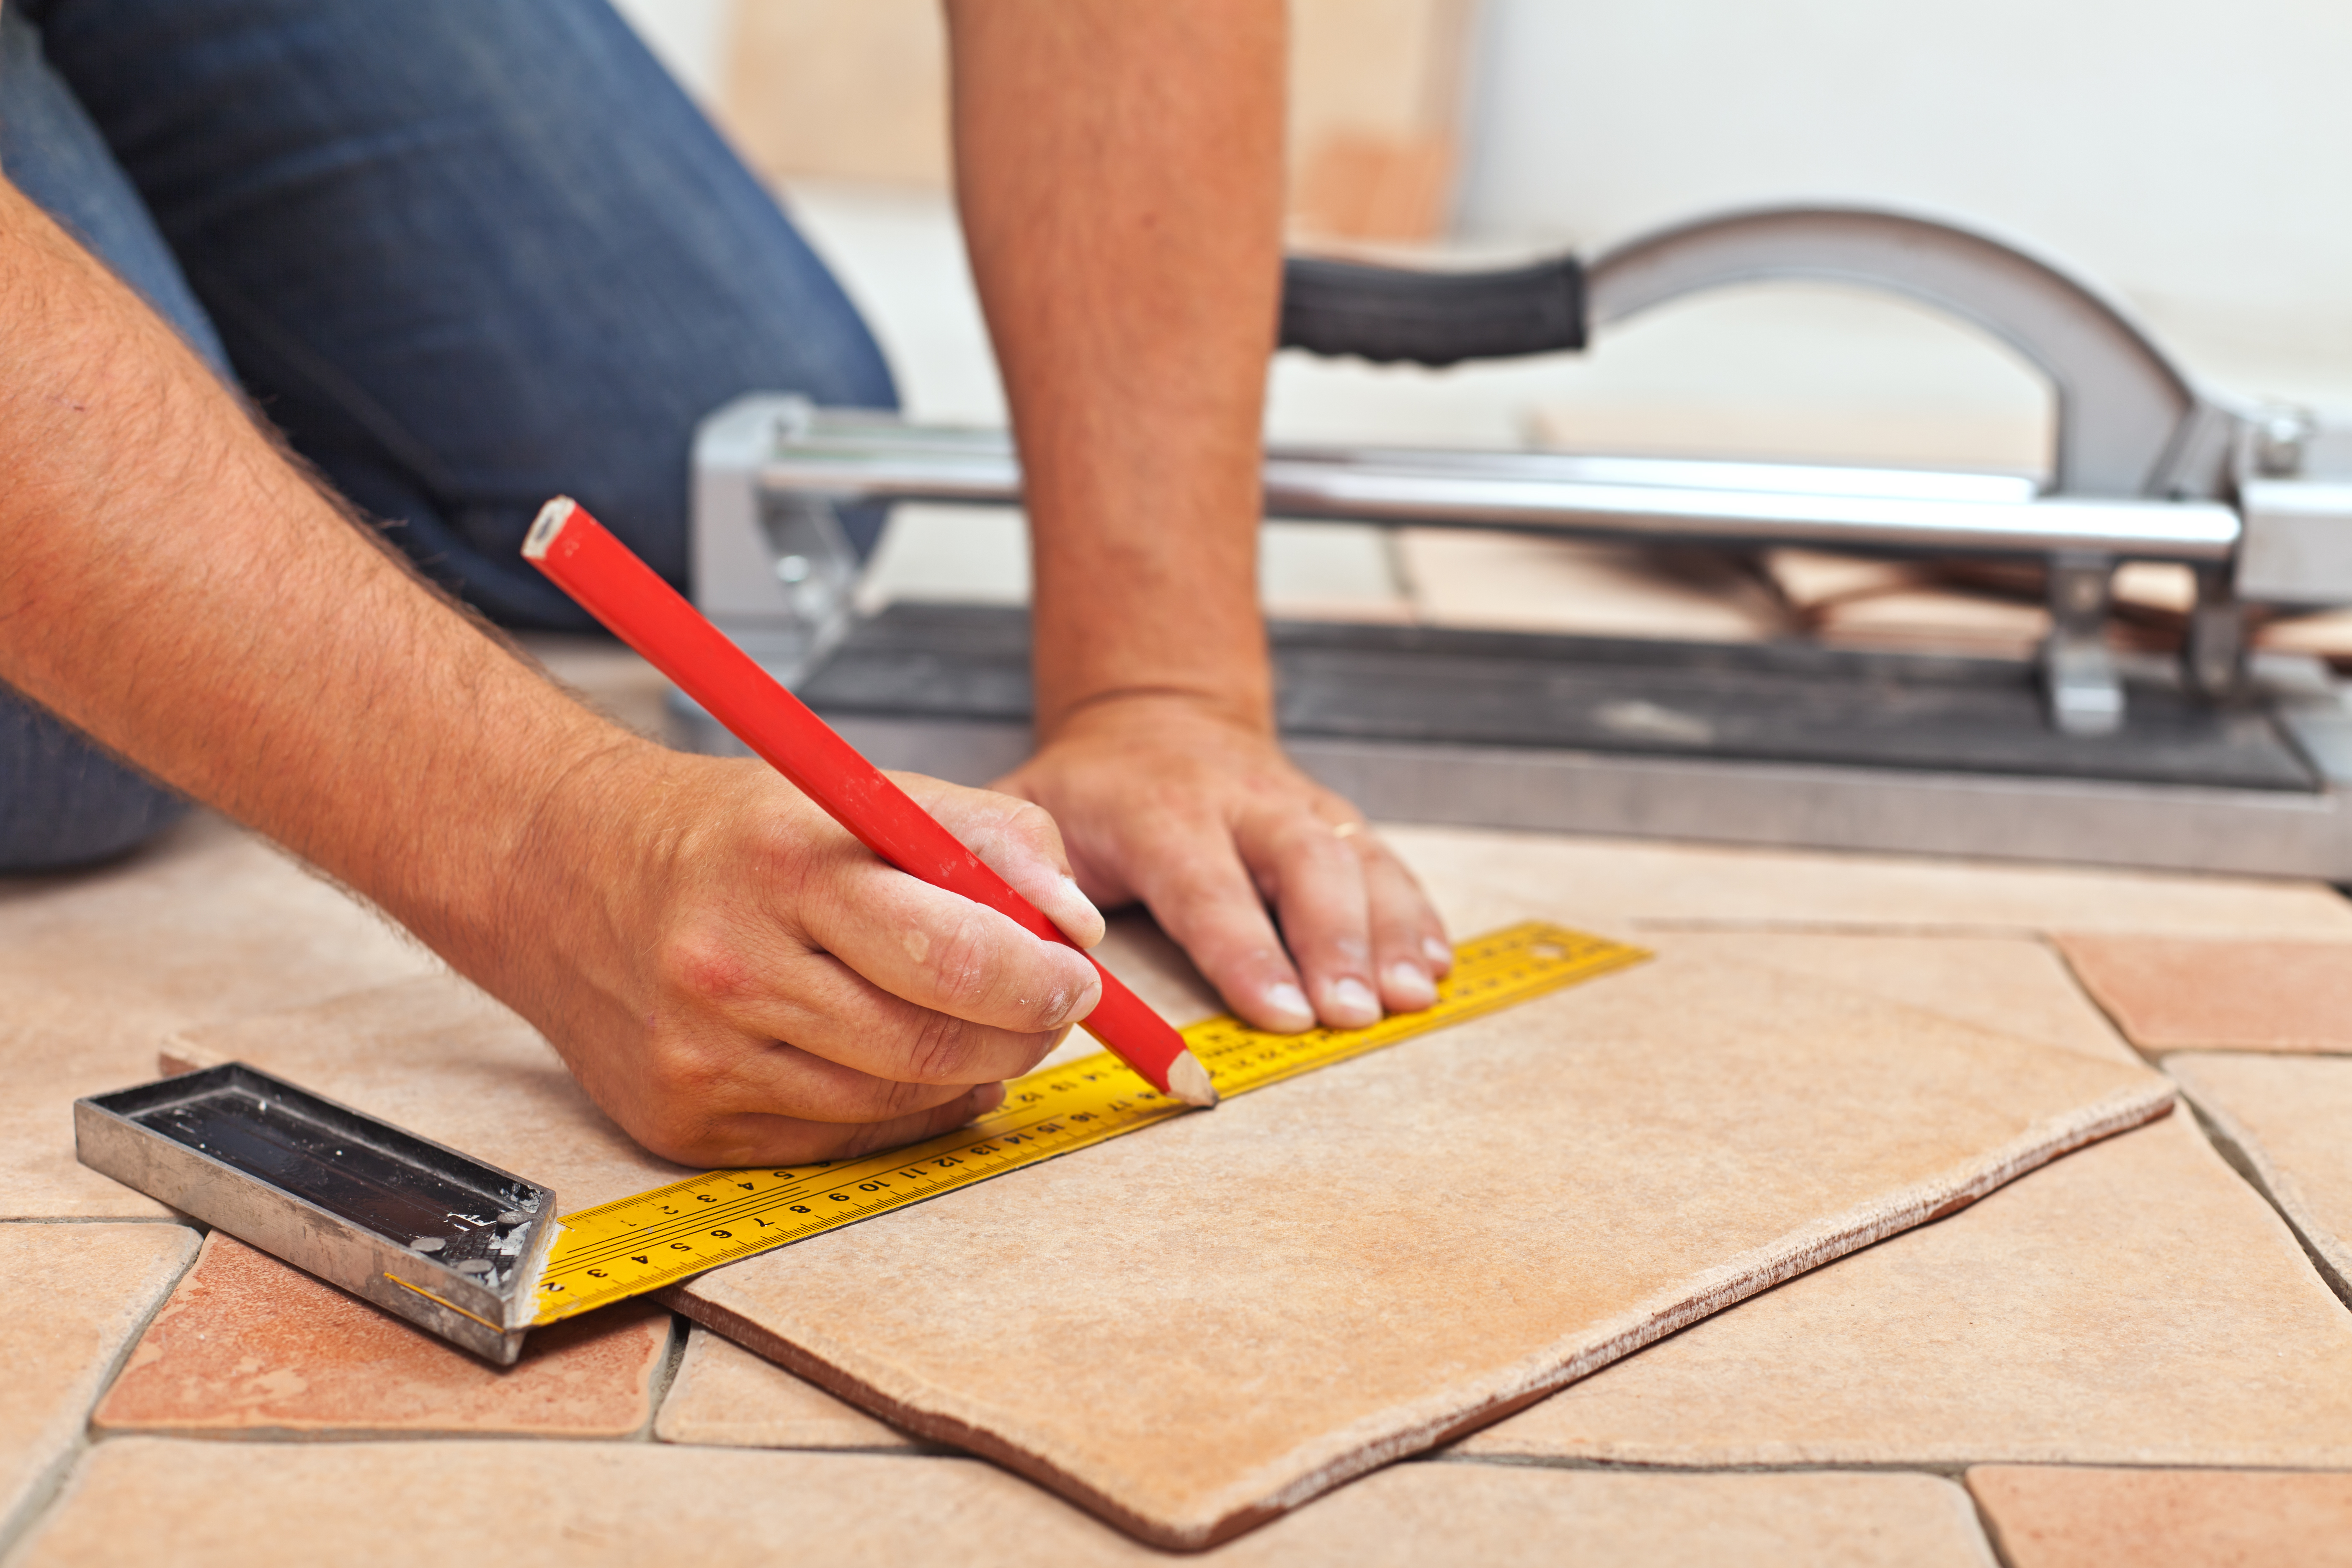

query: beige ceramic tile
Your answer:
[1378,821,2352,942]
[162,974,689,1212]
[1457,1112,2352,1467]
[1647,932,2137,1065]
[18,1439,1998,1567]
[0,813,433,1220]
[1967,1466,2352,1568]
[2055,933,2352,1052]
[1399,529,1790,642]
[1808,583,2048,660]
[655,1324,919,1451]
[0,1224,196,1542]
[678,950,2166,1547]
[2168,1051,2352,1296]
[92,1233,669,1438]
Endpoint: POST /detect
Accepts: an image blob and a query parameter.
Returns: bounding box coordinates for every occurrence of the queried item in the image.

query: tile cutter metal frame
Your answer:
[679,204,2352,879]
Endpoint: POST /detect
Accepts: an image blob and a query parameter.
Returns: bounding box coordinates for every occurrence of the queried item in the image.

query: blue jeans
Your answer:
[0,0,895,868]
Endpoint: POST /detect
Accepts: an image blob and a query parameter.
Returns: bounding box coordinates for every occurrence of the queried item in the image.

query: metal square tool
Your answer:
[75,1063,556,1363]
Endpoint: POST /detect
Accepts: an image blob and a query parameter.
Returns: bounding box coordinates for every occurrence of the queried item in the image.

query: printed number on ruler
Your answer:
[532,921,1646,1323]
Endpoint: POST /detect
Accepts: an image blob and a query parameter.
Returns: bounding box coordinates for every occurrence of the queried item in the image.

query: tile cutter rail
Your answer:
[678,204,2352,879]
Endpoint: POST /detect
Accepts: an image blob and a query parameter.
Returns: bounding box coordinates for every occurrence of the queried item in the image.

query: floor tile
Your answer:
[1456,1112,2352,1467]
[0,1224,196,1543]
[1399,529,1790,642]
[162,974,691,1213]
[92,1233,670,1439]
[2168,1051,2352,1296]
[2055,934,2352,1052]
[0,814,433,1219]
[677,949,2166,1548]
[17,1439,1997,1567]
[1379,822,2352,942]
[1966,1466,2352,1568]
[655,1324,919,1450]
[1648,931,2138,1065]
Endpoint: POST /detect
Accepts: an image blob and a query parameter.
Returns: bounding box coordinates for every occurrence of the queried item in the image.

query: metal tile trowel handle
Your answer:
[1279,253,1586,368]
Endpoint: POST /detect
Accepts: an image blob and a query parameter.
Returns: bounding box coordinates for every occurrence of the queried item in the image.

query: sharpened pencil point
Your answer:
[1166,1050,1218,1108]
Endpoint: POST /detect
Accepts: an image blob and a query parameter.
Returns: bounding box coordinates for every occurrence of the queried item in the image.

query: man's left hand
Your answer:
[994,693,1451,1034]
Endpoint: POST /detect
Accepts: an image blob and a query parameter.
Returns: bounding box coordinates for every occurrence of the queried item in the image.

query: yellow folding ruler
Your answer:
[531,920,1647,1323]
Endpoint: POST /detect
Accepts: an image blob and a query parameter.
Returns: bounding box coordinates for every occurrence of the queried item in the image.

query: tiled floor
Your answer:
[4,805,2349,1561]
[9,181,2352,1560]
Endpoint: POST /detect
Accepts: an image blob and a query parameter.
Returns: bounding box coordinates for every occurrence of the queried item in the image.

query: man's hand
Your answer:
[947,0,1451,1027]
[0,173,1106,1171]
[995,695,1449,1033]
[509,751,1108,1168]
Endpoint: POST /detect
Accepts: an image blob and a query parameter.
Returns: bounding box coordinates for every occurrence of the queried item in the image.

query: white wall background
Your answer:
[1454,0,2352,389]
[609,0,2352,451]
[608,0,732,105]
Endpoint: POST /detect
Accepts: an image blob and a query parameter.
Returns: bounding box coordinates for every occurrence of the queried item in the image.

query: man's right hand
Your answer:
[508,746,1108,1169]
[0,174,1107,1174]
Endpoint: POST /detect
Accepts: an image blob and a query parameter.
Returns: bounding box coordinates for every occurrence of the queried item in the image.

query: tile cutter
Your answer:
[676,204,2352,880]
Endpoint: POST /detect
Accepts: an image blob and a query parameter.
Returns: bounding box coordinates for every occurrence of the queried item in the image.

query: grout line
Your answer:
[0,1222,204,1565]
[1432,1453,2351,1478]
[74,1426,669,1448]
[1965,1475,2024,1568]
[637,1313,693,1443]
[0,1216,201,1226]
[2171,1081,2352,1311]
[2040,932,2171,1066]
[1430,1452,1976,1480]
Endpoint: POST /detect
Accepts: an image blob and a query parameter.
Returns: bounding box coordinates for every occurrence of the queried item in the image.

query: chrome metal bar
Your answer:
[754,425,2240,562]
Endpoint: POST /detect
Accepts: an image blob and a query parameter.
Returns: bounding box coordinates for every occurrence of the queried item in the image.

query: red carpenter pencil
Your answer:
[522,497,1217,1108]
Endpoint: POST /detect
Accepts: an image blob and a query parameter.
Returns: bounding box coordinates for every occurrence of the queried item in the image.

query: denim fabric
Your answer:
[0,0,895,867]
[0,10,230,372]
[0,6,194,867]
[20,0,897,628]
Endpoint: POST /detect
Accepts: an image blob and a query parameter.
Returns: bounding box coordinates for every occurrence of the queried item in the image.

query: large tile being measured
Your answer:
[2169,1051,2352,1297]
[0,814,432,1219]
[1378,823,2352,939]
[92,1233,671,1439]
[1967,1466,2352,1568]
[0,1224,196,1545]
[663,932,2123,1465]
[645,932,2133,1464]
[676,948,2167,1548]
[2054,933,2352,1052]
[17,1439,1999,1567]
[1457,1108,2352,1467]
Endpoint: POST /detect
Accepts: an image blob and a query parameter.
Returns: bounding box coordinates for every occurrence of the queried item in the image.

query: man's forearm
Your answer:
[0,179,615,976]
[0,173,1127,1168]
[943,0,1287,736]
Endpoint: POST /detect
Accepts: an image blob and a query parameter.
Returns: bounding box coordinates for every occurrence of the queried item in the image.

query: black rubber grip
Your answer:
[1278,253,1586,367]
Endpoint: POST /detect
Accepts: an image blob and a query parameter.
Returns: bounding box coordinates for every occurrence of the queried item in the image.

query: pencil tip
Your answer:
[1167,1050,1219,1108]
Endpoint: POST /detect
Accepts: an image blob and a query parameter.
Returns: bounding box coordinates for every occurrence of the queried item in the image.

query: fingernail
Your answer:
[1264,982,1313,1029]
[1423,937,1453,969]
[969,1082,1006,1115]
[1385,961,1437,1009]
[1328,977,1381,1025]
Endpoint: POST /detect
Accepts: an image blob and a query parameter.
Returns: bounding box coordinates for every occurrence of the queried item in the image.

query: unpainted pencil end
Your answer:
[1166,1050,1219,1109]
[521,496,576,561]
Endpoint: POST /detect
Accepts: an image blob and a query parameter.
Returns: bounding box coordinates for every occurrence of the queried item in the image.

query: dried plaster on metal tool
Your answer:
[75,1063,556,1364]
